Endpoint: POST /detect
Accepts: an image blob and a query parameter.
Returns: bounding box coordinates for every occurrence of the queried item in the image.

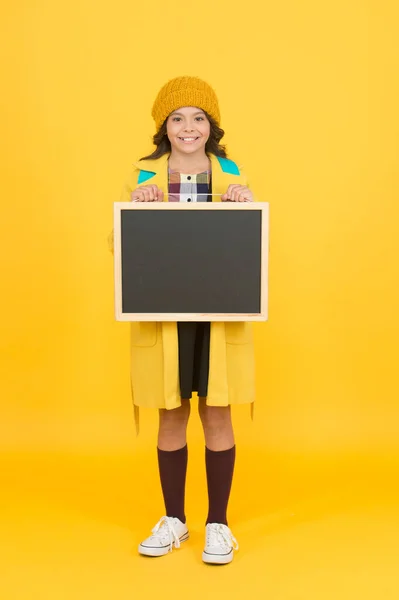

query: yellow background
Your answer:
[1,1,398,598]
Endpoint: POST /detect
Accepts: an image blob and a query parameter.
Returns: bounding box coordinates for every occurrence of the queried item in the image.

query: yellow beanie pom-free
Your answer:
[151,76,221,131]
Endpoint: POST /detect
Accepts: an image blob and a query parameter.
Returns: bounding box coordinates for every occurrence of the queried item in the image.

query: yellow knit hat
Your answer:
[151,76,221,131]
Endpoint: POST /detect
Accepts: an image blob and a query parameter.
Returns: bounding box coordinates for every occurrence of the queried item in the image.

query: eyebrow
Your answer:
[171,111,205,116]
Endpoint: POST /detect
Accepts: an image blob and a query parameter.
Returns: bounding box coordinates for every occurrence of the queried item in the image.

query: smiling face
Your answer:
[166,106,211,156]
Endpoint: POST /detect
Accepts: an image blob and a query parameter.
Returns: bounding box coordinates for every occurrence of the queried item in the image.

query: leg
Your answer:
[198,398,236,526]
[198,397,234,451]
[157,401,191,523]
[158,400,191,451]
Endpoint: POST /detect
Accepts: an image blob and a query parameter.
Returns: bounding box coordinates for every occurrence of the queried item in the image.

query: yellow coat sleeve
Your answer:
[237,165,258,202]
[108,167,140,254]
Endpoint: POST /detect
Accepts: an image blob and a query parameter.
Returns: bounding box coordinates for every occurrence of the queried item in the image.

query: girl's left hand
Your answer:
[221,185,254,202]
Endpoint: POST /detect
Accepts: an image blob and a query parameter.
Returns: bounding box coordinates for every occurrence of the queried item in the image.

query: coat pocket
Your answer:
[130,322,158,347]
[224,322,252,345]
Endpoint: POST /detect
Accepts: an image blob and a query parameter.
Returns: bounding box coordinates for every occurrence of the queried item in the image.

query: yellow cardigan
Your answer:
[109,153,255,432]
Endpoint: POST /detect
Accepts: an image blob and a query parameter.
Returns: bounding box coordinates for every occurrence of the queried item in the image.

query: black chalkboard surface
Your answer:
[113,203,268,321]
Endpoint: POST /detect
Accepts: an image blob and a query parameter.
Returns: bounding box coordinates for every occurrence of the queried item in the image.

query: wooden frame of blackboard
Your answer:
[113,202,269,322]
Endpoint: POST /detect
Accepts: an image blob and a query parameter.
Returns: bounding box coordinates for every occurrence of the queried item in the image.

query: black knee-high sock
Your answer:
[205,446,236,526]
[157,445,188,524]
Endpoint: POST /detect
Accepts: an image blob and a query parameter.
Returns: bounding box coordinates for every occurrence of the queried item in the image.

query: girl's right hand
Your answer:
[130,185,164,202]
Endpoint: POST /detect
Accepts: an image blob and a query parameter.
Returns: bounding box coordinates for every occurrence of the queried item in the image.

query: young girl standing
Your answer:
[110,76,256,564]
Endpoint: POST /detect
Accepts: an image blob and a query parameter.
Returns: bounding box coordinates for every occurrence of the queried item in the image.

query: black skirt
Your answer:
[177,321,210,399]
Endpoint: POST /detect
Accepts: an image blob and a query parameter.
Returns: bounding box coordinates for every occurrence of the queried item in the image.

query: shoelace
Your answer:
[207,524,239,551]
[151,516,181,553]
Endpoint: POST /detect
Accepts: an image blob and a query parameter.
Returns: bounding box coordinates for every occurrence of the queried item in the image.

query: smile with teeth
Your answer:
[178,137,200,143]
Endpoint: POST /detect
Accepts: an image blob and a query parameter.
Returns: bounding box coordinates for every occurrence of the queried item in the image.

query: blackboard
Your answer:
[113,203,268,321]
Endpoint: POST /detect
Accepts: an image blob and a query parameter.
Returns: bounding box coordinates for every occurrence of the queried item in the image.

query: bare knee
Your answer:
[198,398,234,451]
[198,397,231,424]
[158,401,191,451]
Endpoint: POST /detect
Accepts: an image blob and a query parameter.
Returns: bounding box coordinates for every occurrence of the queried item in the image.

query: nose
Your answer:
[183,122,195,132]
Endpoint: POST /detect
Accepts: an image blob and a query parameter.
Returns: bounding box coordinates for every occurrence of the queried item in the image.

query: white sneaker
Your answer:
[138,516,189,557]
[202,523,239,564]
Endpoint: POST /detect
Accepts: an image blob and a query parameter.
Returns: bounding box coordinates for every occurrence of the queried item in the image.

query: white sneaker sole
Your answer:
[202,549,234,564]
[138,532,189,557]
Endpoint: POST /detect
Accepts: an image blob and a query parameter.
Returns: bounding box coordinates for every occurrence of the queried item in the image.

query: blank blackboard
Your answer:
[113,203,268,321]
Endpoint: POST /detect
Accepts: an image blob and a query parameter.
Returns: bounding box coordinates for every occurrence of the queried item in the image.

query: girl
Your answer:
[110,76,256,564]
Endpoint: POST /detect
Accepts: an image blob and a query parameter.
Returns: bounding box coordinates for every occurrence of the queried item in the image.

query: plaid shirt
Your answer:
[168,169,212,202]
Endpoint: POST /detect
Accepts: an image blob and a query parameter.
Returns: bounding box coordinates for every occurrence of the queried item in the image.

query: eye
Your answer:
[172,117,181,122]
[195,116,204,121]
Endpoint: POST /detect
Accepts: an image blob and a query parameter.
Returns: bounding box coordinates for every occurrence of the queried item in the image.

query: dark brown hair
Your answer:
[140,111,227,161]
